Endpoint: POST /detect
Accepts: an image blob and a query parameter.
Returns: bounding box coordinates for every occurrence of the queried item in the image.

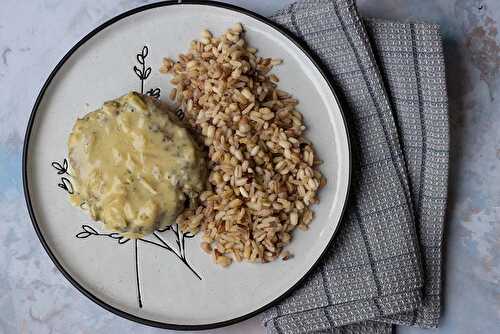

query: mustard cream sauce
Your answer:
[68,92,205,238]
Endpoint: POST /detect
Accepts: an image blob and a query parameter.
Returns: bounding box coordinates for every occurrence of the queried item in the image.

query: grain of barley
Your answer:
[201,242,212,254]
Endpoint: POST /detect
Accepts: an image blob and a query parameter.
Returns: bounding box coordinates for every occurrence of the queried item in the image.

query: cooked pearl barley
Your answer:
[160,24,325,267]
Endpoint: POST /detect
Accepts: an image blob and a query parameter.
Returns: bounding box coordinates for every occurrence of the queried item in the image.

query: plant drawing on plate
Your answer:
[50,46,201,309]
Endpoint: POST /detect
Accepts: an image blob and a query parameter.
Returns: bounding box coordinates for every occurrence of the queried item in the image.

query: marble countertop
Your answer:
[1,0,499,333]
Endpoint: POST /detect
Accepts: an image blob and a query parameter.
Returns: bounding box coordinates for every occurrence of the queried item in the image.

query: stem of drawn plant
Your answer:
[176,225,184,258]
[134,239,143,308]
[140,60,145,94]
[169,224,184,258]
[181,231,187,259]
[153,232,201,280]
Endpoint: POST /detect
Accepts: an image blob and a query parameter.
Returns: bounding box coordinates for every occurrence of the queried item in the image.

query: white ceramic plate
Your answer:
[23,1,350,330]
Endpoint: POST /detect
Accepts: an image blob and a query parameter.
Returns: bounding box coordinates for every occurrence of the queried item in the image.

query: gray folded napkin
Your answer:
[262,1,449,333]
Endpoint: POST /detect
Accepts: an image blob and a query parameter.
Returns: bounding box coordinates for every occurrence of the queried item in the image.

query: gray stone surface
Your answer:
[0,0,498,333]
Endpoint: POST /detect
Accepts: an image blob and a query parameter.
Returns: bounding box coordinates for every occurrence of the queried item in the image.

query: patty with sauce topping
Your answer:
[68,92,206,238]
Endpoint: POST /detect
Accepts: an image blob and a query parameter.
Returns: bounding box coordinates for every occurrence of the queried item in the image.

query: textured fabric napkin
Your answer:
[262,0,449,333]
